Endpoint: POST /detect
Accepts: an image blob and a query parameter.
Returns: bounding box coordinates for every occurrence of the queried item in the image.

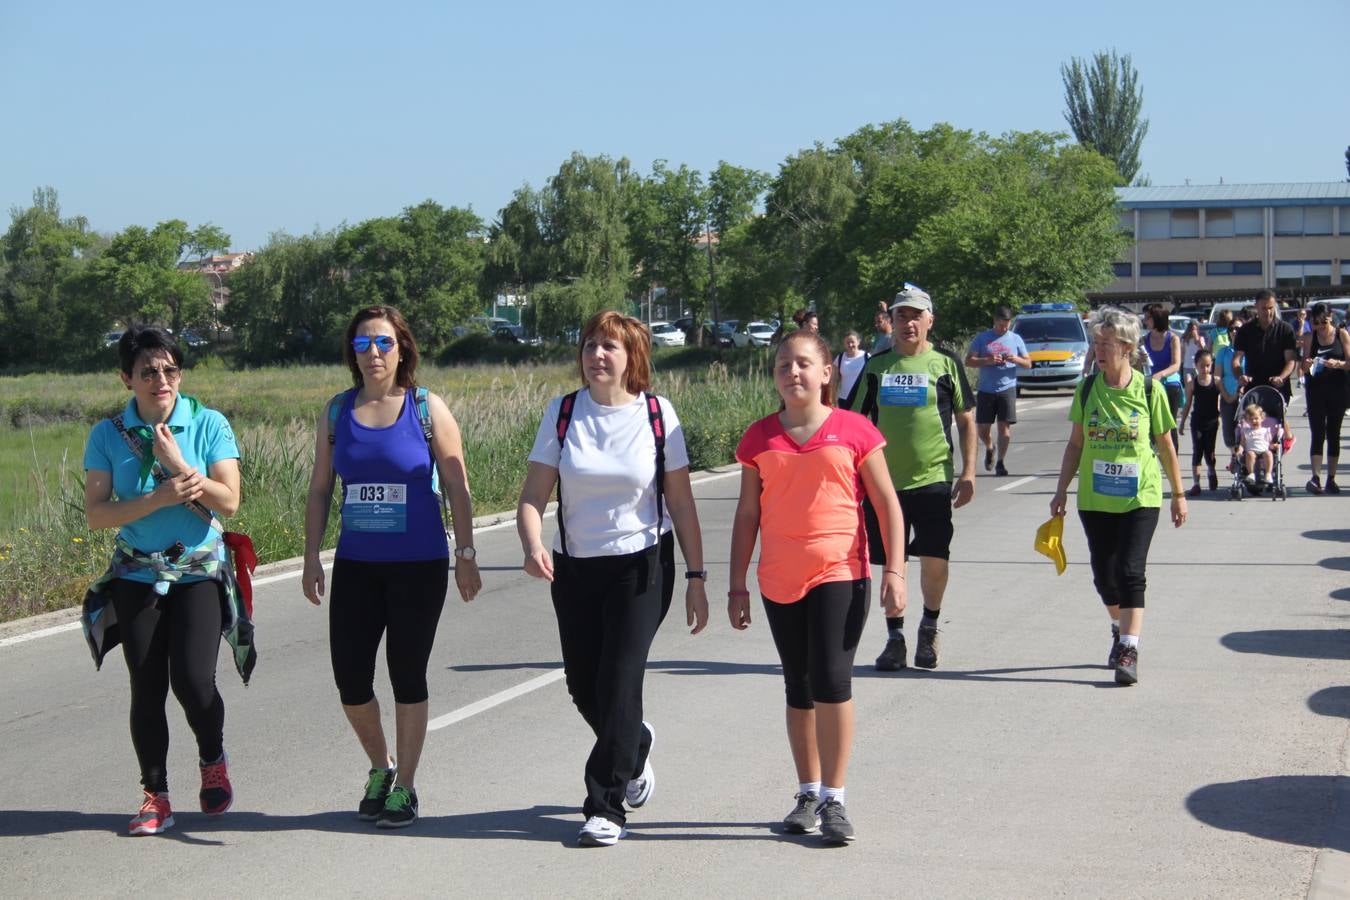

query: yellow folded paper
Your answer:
[1034,516,1067,575]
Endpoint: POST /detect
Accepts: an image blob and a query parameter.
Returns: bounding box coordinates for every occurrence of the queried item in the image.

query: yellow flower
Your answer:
[71,537,84,543]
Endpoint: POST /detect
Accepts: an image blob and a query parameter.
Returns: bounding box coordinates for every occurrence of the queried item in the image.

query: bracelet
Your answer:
[727,589,751,598]
[883,569,906,578]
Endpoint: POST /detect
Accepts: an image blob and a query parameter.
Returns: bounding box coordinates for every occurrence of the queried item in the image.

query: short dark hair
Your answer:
[994,306,1014,321]
[118,326,182,376]
[1255,289,1277,304]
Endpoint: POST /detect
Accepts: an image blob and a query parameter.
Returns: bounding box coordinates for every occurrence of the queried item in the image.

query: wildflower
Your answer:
[71,536,84,543]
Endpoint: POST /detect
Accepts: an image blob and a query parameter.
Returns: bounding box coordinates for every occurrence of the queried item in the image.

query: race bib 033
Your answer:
[343,482,408,532]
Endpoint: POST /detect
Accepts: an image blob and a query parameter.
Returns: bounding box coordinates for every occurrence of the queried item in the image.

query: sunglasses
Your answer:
[138,365,182,383]
[351,335,397,354]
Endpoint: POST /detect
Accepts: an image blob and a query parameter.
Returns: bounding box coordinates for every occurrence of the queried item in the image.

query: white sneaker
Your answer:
[1244,473,1256,485]
[578,815,626,846]
[1262,473,1275,485]
[625,721,655,808]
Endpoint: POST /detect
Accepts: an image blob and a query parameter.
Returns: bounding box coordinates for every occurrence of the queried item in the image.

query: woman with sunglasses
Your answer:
[302,305,480,829]
[1300,303,1350,494]
[82,326,243,835]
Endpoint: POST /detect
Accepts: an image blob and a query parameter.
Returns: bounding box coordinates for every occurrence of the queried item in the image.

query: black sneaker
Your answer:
[1186,484,1201,497]
[914,622,940,669]
[1306,477,1323,495]
[874,635,907,671]
[818,799,855,845]
[358,766,396,821]
[984,447,994,472]
[1327,479,1341,495]
[1208,471,1219,492]
[782,791,821,834]
[1115,645,1138,686]
[1107,630,1122,668]
[995,460,1008,477]
[376,785,418,828]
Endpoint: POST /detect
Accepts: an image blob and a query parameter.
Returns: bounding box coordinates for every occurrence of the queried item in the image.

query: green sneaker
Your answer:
[377,785,418,829]
[358,766,396,821]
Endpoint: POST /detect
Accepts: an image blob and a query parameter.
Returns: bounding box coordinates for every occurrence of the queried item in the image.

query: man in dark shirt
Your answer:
[1232,289,1296,396]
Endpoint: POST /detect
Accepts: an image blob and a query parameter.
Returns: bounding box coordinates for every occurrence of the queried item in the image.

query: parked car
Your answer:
[103,331,124,348]
[649,321,686,347]
[1012,303,1089,393]
[493,324,527,343]
[179,329,209,348]
[715,320,739,347]
[731,321,776,348]
[1168,315,1196,335]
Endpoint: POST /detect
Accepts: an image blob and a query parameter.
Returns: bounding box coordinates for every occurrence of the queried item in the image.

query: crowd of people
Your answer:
[76,287,1343,847]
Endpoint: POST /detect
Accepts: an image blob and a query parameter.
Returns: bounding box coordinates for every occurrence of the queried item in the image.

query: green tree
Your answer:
[704,162,769,331]
[0,187,102,368]
[1061,49,1149,183]
[333,200,486,355]
[627,161,708,327]
[223,229,345,364]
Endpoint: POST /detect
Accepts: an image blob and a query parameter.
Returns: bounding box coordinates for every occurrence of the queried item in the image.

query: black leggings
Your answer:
[551,532,674,825]
[108,578,225,793]
[1164,381,1183,449]
[1191,418,1218,468]
[329,558,448,706]
[761,579,870,710]
[1078,508,1160,610]
[1306,382,1347,461]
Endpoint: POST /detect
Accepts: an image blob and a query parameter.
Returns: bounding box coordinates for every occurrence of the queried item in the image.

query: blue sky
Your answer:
[3,0,1345,251]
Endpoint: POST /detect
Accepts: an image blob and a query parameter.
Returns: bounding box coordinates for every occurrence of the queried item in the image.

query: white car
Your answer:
[733,321,776,348]
[649,321,686,347]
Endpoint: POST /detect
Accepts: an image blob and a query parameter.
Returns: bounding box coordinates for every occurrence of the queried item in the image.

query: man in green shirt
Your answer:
[859,286,977,671]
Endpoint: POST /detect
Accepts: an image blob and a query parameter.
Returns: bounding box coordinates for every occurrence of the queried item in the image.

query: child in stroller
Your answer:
[1229,384,1288,500]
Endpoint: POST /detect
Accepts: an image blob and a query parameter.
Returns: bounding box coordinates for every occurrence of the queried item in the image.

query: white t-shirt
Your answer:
[528,389,690,558]
[836,351,868,400]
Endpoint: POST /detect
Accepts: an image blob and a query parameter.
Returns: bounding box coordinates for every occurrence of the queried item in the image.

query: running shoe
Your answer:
[625,721,656,809]
[1209,471,1219,492]
[376,786,418,829]
[782,791,821,834]
[818,799,856,845]
[1115,645,1138,686]
[358,766,397,821]
[1107,630,1122,668]
[199,752,232,816]
[1243,473,1256,485]
[578,815,626,846]
[1186,485,1201,497]
[1306,477,1323,495]
[1262,472,1274,485]
[995,460,1009,477]
[1327,479,1341,495]
[874,635,907,671]
[984,447,994,472]
[914,622,940,669]
[129,790,174,836]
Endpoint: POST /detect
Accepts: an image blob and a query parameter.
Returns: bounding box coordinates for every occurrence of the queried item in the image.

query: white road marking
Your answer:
[996,475,1038,492]
[0,621,81,648]
[428,669,566,731]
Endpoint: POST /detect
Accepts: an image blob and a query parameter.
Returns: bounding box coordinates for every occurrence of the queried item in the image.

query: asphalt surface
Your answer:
[1,389,1347,899]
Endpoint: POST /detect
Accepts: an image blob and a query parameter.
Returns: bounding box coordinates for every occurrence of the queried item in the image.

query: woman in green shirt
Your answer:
[1049,308,1187,686]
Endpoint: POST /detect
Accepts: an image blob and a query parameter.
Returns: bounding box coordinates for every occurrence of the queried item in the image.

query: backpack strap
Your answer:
[326,390,354,446]
[554,390,581,556]
[646,392,667,538]
[415,386,433,445]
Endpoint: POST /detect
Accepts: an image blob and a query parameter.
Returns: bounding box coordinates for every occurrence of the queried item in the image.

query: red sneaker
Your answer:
[129,790,174,835]
[199,754,233,816]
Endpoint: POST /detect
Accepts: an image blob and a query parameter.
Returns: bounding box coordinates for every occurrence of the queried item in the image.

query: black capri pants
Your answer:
[329,557,448,706]
[761,578,870,710]
[1191,417,1219,468]
[108,577,225,793]
[1078,508,1159,611]
[1306,381,1348,460]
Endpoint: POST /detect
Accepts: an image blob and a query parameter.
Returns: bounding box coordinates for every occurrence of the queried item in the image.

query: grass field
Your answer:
[0,349,777,621]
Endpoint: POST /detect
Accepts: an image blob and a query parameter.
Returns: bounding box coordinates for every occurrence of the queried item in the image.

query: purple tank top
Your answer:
[333,390,448,562]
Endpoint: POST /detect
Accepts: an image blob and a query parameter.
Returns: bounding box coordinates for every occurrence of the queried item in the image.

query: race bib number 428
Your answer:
[880,372,929,407]
[344,482,408,532]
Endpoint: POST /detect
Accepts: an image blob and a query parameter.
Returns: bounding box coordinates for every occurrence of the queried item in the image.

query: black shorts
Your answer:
[863,481,954,565]
[975,388,1017,425]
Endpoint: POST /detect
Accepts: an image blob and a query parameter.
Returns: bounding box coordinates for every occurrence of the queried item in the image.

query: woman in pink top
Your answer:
[728,330,905,846]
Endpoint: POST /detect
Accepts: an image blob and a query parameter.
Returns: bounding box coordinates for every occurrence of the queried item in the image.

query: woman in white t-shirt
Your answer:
[517,310,708,848]
[832,330,868,410]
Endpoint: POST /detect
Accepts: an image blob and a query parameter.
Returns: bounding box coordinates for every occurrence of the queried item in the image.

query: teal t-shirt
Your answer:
[83,396,240,583]
[1069,370,1175,513]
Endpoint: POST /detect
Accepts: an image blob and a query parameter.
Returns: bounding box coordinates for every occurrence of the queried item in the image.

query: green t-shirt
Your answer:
[859,346,973,491]
[1069,370,1176,513]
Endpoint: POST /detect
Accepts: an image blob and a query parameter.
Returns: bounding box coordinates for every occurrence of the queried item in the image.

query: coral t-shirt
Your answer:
[735,408,886,603]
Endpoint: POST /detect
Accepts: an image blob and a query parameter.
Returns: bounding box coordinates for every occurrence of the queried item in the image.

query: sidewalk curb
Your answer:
[1308,726,1350,899]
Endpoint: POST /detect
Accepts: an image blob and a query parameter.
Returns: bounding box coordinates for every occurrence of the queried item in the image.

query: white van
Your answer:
[1207,301,1251,323]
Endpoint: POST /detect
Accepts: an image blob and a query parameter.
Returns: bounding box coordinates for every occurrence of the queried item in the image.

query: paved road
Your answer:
[2,390,1347,898]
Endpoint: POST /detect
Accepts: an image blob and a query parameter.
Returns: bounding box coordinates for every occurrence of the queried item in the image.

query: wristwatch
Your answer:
[454,546,477,560]
[685,570,707,580]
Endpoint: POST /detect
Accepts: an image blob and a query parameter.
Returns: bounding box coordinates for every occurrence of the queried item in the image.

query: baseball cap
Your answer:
[890,284,932,313]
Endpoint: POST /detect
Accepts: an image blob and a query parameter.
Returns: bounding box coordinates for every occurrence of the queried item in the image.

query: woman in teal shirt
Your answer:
[83,327,242,835]
[1049,309,1187,686]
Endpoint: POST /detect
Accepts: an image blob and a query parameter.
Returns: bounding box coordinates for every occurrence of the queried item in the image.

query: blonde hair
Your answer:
[1244,403,1265,420]
[1088,307,1147,370]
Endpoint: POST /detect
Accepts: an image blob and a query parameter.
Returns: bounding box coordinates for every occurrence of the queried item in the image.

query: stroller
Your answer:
[1227,384,1289,501]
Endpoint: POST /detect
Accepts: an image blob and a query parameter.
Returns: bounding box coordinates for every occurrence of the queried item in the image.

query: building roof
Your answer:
[1116,182,1350,209]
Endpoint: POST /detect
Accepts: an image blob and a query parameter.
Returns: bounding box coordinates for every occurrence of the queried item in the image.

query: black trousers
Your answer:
[1078,507,1160,611]
[1306,381,1348,461]
[329,558,448,705]
[551,532,674,825]
[1191,417,1219,468]
[108,578,225,793]
[761,579,869,710]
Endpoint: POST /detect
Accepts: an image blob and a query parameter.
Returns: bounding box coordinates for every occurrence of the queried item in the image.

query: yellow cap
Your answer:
[1034,516,1067,576]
